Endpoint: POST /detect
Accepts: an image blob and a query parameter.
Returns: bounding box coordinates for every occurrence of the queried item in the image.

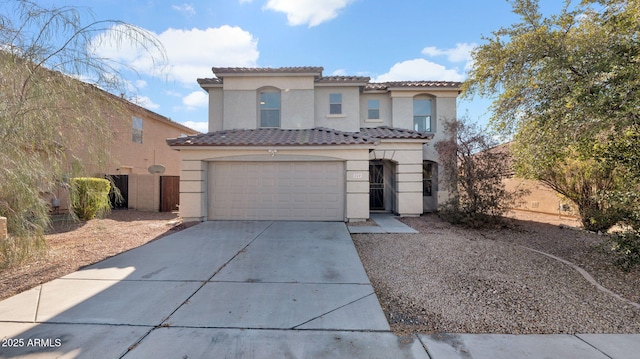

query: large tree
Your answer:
[464,0,640,231]
[0,0,165,266]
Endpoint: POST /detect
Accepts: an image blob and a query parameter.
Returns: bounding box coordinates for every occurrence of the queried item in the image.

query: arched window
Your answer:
[258,88,280,128]
[413,96,432,132]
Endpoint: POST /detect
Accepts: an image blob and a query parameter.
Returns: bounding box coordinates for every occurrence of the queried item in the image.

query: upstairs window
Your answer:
[367,99,380,120]
[329,93,342,115]
[413,98,432,132]
[259,90,280,128]
[132,116,143,143]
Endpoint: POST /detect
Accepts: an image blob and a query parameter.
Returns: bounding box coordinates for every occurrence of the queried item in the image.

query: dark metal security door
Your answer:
[369,163,384,210]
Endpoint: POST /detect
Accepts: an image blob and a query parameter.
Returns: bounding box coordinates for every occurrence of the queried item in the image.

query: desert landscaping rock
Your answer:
[354,213,640,335]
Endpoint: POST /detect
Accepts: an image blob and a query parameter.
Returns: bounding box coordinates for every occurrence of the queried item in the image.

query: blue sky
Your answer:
[32,0,570,132]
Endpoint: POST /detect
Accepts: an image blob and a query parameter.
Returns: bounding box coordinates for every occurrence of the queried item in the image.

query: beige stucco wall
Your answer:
[216,76,317,130]
[221,89,316,129]
[208,87,223,132]
[282,89,315,129]
[174,146,372,222]
[314,86,361,132]
[360,93,392,128]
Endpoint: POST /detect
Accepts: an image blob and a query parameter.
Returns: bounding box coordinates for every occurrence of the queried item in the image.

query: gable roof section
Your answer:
[167,128,376,147]
[167,126,433,147]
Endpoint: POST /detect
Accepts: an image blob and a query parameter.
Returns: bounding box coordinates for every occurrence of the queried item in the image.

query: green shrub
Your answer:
[610,230,640,272]
[69,177,111,220]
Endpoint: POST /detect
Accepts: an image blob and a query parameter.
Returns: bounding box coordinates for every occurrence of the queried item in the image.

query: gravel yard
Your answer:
[0,210,190,301]
[353,212,640,335]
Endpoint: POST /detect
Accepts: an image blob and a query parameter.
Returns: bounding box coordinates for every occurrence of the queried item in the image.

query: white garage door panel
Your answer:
[208,162,344,221]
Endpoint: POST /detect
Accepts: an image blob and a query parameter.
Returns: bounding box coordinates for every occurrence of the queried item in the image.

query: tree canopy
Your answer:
[0,0,165,266]
[464,0,640,231]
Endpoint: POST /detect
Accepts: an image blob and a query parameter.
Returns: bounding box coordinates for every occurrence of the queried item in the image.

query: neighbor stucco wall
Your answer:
[49,106,197,213]
[505,177,577,216]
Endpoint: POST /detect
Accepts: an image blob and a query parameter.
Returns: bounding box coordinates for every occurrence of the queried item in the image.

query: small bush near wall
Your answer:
[69,178,111,220]
[610,230,640,272]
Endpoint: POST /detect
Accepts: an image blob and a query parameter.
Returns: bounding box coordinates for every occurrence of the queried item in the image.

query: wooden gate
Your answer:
[160,176,180,212]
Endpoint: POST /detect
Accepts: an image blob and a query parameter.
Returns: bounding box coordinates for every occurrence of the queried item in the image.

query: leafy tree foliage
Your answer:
[0,1,164,266]
[464,0,640,232]
[435,118,526,227]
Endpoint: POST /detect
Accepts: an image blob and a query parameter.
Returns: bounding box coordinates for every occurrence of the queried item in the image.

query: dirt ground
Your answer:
[0,210,194,301]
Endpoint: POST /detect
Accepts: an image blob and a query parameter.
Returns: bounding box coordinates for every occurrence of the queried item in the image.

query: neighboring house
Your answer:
[506,177,577,217]
[486,142,578,217]
[167,67,461,222]
[48,95,199,213]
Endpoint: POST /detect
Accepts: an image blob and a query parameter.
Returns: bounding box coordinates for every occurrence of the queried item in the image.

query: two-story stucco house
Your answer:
[167,67,461,222]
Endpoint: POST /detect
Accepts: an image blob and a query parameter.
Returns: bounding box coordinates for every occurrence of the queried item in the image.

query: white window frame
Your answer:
[413,97,432,132]
[367,99,380,120]
[329,93,342,115]
[259,89,281,128]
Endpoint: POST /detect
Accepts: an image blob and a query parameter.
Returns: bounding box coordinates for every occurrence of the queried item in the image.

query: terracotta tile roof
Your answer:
[197,78,223,85]
[315,76,371,84]
[359,126,434,140]
[212,67,324,75]
[366,81,462,91]
[167,128,377,147]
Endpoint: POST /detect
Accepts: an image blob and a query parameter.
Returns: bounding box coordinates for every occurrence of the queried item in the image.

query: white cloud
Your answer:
[165,90,183,97]
[172,3,196,16]
[90,25,259,84]
[135,79,147,88]
[131,95,160,110]
[422,42,477,70]
[331,68,347,76]
[373,59,465,82]
[182,91,208,109]
[263,0,354,27]
[181,120,208,133]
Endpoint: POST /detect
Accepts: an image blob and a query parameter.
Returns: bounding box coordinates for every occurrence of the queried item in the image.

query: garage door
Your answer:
[208,161,344,221]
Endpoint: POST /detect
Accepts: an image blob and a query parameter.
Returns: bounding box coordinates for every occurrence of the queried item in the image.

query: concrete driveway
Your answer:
[0,221,426,358]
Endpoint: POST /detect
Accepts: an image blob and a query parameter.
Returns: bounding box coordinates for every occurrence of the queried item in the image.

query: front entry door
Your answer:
[369,163,384,210]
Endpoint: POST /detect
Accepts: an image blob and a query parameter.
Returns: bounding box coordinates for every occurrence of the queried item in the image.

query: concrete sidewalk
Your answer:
[348,212,418,234]
[0,220,637,358]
